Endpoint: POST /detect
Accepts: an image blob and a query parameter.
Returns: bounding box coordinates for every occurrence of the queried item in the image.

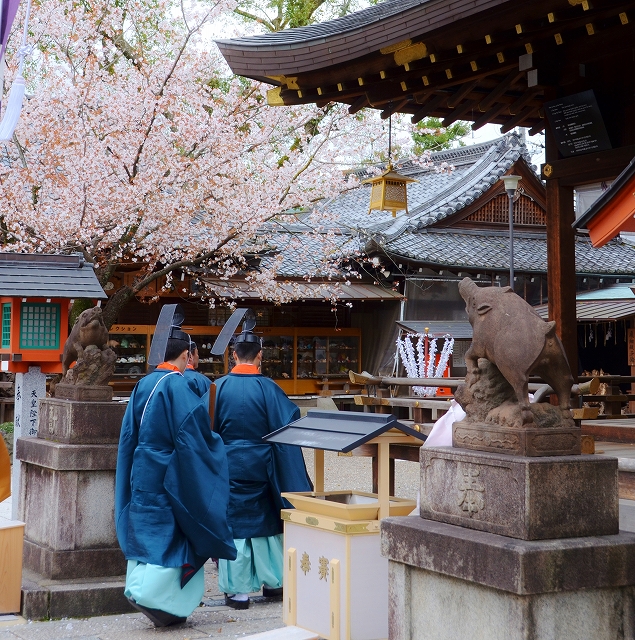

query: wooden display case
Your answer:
[107,325,361,395]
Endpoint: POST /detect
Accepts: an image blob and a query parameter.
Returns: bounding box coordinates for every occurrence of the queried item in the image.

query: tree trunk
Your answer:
[101,286,135,330]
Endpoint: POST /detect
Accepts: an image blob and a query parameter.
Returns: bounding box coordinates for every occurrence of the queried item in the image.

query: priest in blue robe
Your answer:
[184,342,212,397]
[116,330,236,627]
[215,331,312,609]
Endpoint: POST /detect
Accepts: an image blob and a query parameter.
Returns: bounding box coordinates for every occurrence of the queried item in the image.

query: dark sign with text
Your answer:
[544,90,612,157]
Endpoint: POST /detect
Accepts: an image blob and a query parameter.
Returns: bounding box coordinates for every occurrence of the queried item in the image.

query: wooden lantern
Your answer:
[362,164,417,216]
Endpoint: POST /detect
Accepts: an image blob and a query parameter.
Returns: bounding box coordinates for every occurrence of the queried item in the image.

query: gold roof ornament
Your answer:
[362,164,417,217]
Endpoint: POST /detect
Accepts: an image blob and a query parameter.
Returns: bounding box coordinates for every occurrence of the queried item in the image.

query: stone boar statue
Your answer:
[62,306,109,375]
[459,277,573,426]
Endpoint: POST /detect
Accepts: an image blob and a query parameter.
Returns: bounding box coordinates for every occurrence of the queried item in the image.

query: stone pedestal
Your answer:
[381,446,635,640]
[453,421,581,456]
[382,517,635,640]
[420,447,618,540]
[16,396,132,619]
[54,384,113,402]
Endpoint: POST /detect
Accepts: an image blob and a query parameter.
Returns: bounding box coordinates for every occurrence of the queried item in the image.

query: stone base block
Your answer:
[21,569,134,620]
[17,439,120,563]
[453,421,581,456]
[382,517,635,640]
[54,384,113,402]
[37,397,125,444]
[421,447,618,539]
[23,539,126,580]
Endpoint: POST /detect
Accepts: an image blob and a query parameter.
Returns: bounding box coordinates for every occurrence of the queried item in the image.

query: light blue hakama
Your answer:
[218,534,283,595]
[124,560,205,617]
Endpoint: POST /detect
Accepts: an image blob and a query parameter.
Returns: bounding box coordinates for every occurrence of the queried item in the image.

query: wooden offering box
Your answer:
[266,411,424,640]
[0,519,25,614]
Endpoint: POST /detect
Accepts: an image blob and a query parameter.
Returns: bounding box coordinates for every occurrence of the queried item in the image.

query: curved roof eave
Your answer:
[215,0,513,78]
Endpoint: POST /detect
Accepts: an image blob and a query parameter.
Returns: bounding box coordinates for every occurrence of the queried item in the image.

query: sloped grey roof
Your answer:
[315,134,532,238]
[382,229,635,276]
[0,253,107,299]
[259,134,635,279]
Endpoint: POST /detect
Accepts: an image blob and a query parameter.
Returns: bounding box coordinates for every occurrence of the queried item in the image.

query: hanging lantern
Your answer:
[363,164,417,216]
[363,108,417,216]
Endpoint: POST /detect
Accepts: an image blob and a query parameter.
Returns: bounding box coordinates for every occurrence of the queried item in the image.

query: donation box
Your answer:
[265,410,425,640]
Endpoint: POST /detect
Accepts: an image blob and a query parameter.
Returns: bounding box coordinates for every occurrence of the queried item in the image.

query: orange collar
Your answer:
[157,362,182,373]
[232,364,260,374]
[186,364,194,370]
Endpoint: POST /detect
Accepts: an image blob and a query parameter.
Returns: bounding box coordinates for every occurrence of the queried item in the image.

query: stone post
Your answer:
[11,367,46,520]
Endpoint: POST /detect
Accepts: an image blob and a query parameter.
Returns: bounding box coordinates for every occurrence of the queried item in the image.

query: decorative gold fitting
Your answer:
[543,164,553,178]
[485,35,492,44]
[548,12,555,22]
[497,52,505,63]
[525,43,533,54]
[445,69,453,79]
[586,23,595,35]
[554,33,563,45]
[515,24,522,34]
[470,60,478,71]
[457,44,463,54]
[620,12,629,24]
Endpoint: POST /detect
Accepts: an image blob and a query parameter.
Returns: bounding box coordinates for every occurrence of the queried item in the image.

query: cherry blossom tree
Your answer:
[0,0,387,327]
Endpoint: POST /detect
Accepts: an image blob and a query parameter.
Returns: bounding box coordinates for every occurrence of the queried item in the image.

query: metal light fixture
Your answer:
[363,110,417,217]
[500,174,521,288]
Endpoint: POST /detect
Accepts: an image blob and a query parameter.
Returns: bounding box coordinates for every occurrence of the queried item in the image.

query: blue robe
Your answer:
[215,372,312,539]
[184,368,212,397]
[115,369,236,585]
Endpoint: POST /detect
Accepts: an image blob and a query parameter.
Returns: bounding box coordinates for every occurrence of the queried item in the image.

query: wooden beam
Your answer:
[442,98,480,126]
[381,98,410,119]
[411,92,450,124]
[529,120,546,135]
[348,95,369,115]
[499,105,538,133]
[478,69,525,111]
[446,80,480,108]
[507,86,543,114]
[540,144,635,185]
[472,103,507,130]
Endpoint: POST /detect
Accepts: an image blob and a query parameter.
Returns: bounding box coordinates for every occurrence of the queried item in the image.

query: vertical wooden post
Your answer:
[329,559,341,640]
[314,449,325,493]
[545,124,578,379]
[285,547,297,626]
[377,439,390,520]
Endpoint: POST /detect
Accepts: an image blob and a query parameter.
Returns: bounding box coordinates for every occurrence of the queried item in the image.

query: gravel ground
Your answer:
[302,448,421,501]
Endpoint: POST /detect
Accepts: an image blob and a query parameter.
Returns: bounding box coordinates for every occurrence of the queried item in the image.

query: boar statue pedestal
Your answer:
[452,278,580,457]
[381,280,635,640]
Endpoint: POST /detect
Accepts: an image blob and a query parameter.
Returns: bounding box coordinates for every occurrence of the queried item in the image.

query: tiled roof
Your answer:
[314,134,532,237]
[257,134,635,279]
[381,229,635,276]
[0,253,107,299]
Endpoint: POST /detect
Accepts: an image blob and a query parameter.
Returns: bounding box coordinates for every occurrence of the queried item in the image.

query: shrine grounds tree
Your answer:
[234,0,379,32]
[0,0,382,328]
[412,118,471,154]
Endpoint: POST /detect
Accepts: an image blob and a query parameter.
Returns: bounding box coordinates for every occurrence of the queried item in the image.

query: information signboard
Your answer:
[544,90,612,157]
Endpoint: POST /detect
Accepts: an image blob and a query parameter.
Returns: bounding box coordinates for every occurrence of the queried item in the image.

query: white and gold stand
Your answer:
[281,430,422,640]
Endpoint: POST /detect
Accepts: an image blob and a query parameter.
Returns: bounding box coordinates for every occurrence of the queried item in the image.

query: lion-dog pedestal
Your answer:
[382,279,635,640]
[15,307,132,620]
